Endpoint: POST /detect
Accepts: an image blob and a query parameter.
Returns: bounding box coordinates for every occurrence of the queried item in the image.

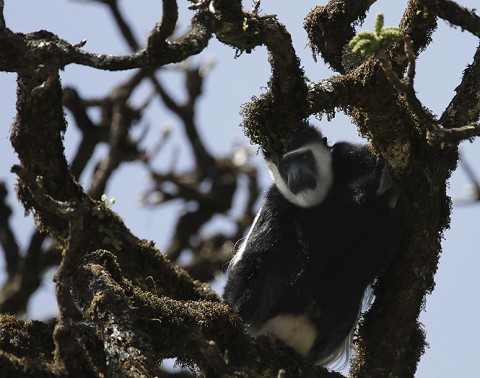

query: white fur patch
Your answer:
[321,285,375,368]
[266,143,333,208]
[254,313,317,356]
[228,206,263,270]
[319,328,352,368]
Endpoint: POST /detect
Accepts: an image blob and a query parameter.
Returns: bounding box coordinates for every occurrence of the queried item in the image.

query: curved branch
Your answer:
[400,0,438,55]
[0,0,5,29]
[0,230,50,315]
[304,0,376,73]
[432,121,480,143]
[70,11,213,70]
[420,0,480,37]
[0,183,20,278]
[101,0,141,51]
[440,45,480,128]
[214,8,309,156]
[307,69,415,172]
[150,66,215,171]
[147,0,179,49]
[73,250,342,377]
[0,12,213,73]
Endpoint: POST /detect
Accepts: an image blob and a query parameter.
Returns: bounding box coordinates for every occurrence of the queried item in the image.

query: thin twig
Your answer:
[0,183,20,278]
[459,150,480,201]
[376,36,441,139]
[403,35,415,85]
[430,121,480,144]
[0,0,5,29]
[420,0,480,38]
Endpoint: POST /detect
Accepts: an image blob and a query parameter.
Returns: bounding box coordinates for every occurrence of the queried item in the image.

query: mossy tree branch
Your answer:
[305,2,478,376]
[1,0,479,377]
[304,0,375,73]
[420,0,480,37]
[0,2,339,376]
[207,1,309,160]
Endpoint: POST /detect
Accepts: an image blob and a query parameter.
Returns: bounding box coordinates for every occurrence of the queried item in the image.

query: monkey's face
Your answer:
[266,142,333,208]
[279,148,318,195]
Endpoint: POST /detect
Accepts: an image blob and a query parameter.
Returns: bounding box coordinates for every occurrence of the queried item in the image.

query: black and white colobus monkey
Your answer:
[223,125,406,365]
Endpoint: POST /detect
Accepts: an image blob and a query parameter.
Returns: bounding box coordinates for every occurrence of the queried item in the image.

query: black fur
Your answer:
[223,128,406,363]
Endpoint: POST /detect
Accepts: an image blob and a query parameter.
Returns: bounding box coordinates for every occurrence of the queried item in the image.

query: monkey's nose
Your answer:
[288,166,316,194]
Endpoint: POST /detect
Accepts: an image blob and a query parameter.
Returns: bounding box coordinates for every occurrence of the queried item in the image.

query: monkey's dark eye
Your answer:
[300,152,311,161]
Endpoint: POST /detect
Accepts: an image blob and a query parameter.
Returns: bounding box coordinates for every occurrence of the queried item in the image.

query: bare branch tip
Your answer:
[428,121,480,145]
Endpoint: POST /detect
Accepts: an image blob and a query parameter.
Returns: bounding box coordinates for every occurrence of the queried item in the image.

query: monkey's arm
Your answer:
[223,189,294,326]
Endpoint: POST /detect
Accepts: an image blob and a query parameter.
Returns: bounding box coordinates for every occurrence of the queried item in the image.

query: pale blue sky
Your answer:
[0,1,479,376]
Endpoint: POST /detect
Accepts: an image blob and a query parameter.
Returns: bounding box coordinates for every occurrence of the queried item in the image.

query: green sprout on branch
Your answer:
[349,13,403,56]
[101,194,116,208]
